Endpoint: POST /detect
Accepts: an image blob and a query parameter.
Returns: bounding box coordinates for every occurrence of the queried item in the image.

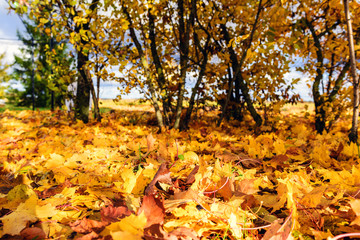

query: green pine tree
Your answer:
[10,18,74,109]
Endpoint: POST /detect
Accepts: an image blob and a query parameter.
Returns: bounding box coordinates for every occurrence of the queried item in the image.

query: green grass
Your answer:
[0,103,50,112]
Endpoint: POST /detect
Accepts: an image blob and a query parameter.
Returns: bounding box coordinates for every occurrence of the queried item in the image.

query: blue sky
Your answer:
[0,0,313,101]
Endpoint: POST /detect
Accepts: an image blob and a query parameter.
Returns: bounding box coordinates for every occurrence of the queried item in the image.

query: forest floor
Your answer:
[0,100,359,240]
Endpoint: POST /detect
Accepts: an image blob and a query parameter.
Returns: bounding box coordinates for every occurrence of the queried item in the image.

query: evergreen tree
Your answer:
[10,18,74,109]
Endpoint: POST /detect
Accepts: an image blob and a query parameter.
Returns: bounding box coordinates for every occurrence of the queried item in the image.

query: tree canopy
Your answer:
[7,0,360,133]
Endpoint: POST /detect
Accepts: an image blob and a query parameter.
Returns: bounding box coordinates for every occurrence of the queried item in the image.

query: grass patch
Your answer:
[0,103,50,112]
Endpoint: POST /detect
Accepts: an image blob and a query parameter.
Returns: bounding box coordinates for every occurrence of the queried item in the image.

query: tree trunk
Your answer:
[87,69,101,122]
[72,0,99,123]
[182,53,207,130]
[174,0,196,129]
[148,7,170,126]
[75,51,91,123]
[344,0,359,143]
[123,5,164,130]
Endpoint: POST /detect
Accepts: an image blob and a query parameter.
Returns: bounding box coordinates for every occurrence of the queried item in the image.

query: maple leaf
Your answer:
[262,217,294,240]
[146,133,156,152]
[216,177,234,201]
[300,185,326,208]
[20,227,46,240]
[70,218,108,234]
[350,199,360,226]
[145,163,172,195]
[138,194,165,227]
[101,205,132,223]
[167,227,199,240]
[76,231,101,240]
[102,212,147,239]
[1,195,58,236]
[185,165,199,184]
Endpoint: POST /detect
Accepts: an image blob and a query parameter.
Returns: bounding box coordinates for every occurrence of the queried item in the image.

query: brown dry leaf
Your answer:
[185,165,199,185]
[215,151,261,168]
[101,205,132,223]
[300,185,326,208]
[145,163,172,195]
[138,194,165,227]
[235,178,258,195]
[143,223,166,239]
[77,231,101,240]
[147,134,156,152]
[70,218,108,234]
[262,217,294,240]
[269,155,289,170]
[215,151,239,163]
[166,227,199,240]
[350,199,360,226]
[173,188,198,201]
[20,227,46,240]
[217,177,234,201]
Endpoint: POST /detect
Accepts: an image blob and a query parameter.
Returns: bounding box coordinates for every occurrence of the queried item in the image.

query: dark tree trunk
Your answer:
[75,51,91,123]
[174,0,196,129]
[72,0,99,123]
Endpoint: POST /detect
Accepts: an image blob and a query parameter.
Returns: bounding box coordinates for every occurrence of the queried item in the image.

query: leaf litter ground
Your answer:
[0,106,360,240]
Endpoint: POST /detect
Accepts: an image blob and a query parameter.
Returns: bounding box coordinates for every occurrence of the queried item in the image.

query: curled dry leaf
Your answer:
[20,227,46,240]
[185,165,199,185]
[146,134,156,152]
[101,205,132,223]
[143,224,199,240]
[217,177,234,201]
[215,151,261,168]
[70,218,108,234]
[76,231,101,240]
[145,163,172,195]
[167,227,199,240]
[138,194,165,227]
[262,217,294,240]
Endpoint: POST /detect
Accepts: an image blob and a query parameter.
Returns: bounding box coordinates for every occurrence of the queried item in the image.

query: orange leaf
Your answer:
[20,227,46,240]
[145,163,172,195]
[138,194,165,227]
[101,205,132,223]
[70,218,108,234]
[262,217,294,240]
[217,177,234,201]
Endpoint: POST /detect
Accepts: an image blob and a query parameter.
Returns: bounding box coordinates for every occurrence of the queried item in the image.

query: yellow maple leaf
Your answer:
[1,195,38,236]
[1,195,57,236]
[300,185,326,208]
[103,212,147,238]
[350,199,360,226]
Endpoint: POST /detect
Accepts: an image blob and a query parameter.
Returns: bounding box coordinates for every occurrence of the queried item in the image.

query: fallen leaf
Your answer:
[262,217,294,240]
[138,194,165,227]
[185,165,199,185]
[147,134,156,152]
[20,227,46,240]
[70,218,108,234]
[101,205,132,223]
[217,177,234,201]
[167,227,199,240]
[350,199,360,226]
[145,163,172,195]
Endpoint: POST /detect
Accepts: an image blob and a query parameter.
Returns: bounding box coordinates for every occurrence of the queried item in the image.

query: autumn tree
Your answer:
[10,0,107,122]
[289,0,359,133]
[199,0,298,128]
[105,0,199,130]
